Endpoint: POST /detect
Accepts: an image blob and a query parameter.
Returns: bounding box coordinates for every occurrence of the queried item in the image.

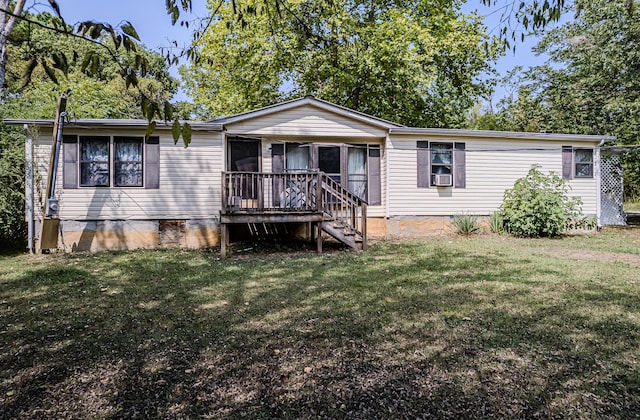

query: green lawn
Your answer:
[626,201,640,212]
[1,228,640,418]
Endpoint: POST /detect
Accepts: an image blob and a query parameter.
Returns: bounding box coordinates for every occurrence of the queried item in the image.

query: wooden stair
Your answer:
[321,219,363,250]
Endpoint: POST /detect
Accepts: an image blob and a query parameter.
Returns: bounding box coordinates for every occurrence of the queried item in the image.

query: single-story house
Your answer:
[6,96,622,254]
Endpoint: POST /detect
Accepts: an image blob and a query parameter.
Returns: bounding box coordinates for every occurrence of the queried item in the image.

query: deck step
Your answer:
[321,221,361,250]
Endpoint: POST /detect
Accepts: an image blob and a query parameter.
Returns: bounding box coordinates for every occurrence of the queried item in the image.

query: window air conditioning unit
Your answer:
[434,174,453,187]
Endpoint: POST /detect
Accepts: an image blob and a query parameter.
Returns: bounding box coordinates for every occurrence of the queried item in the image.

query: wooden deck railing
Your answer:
[222,171,367,240]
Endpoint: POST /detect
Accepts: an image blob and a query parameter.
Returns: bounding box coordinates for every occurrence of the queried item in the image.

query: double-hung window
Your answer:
[114,137,143,187]
[80,137,110,187]
[63,135,159,189]
[417,141,466,188]
[562,146,594,179]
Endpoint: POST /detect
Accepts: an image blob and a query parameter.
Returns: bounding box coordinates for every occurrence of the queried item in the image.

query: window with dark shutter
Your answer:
[454,142,466,188]
[562,146,573,179]
[368,146,381,205]
[417,141,430,188]
[145,137,160,189]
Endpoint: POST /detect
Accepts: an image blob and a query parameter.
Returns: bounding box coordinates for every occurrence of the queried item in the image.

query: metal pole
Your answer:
[24,124,34,253]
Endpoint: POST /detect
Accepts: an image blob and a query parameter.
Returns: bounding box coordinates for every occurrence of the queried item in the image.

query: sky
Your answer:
[31,0,556,105]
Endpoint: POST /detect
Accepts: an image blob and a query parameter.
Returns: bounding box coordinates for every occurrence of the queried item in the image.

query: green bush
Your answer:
[452,213,481,235]
[499,165,584,237]
[0,125,26,249]
[489,212,503,234]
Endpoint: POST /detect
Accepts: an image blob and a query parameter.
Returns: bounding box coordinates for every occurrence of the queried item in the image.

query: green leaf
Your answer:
[181,122,192,148]
[121,22,140,41]
[163,101,174,121]
[41,61,59,84]
[172,119,181,145]
[145,121,157,140]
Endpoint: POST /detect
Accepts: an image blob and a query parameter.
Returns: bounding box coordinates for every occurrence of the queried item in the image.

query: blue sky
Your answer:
[37,0,553,104]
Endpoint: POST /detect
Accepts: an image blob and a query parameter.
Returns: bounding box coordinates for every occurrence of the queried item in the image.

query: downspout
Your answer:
[24,124,34,253]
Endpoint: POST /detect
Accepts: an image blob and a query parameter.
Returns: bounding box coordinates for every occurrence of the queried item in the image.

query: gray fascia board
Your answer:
[4,118,223,131]
[389,127,615,143]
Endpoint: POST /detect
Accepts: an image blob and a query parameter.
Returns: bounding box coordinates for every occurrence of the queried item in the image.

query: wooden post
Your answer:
[220,223,227,258]
[316,221,323,254]
[361,203,367,251]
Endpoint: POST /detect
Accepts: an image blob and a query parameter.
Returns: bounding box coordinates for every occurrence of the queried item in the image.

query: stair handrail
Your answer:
[319,173,367,240]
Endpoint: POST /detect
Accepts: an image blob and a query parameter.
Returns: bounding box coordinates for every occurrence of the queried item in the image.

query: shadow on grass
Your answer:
[1,241,639,417]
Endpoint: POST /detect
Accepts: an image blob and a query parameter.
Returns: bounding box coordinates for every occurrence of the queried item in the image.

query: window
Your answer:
[417,141,466,188]
[574,149,594,178]
[562,146,594,179]
[80,137,110,187]
[114,137,143,187]
[285,143,310,172]
[63,135,159,189]
[430,142,453,185]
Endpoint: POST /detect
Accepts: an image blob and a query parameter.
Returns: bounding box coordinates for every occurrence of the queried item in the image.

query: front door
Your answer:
[228,138,260,200]
[317,145,341,184]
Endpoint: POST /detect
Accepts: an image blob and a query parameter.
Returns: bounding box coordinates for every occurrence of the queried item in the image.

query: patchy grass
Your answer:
[1,229,640,418]
[626,201,640,212]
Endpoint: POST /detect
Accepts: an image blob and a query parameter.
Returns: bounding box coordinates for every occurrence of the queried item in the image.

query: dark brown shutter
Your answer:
[145,136,160,189]
[368,146,381,205]
[271,144,284,173]
[271,143,285,204]
[562,146,573,179]
[62,135,78,188]
[417,141,430,188]
[454,142,466,188]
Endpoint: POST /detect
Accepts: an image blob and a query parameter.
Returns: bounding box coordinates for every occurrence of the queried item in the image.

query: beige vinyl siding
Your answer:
[225,104,388,138]
[387,136,598,216]
[34,129,223,220]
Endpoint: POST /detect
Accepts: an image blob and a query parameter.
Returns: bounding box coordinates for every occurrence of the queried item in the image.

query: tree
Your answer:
[479,0,640,200]
[182,0,502,127]
[0,0,26,100]
[0,10,177,248]
[4,12,177,119]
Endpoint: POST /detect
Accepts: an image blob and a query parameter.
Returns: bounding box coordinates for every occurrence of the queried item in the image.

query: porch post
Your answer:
[316,221,323,254]
[220,223,227,258]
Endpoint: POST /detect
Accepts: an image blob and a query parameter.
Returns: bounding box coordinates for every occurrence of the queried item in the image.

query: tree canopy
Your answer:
[471,0,640,200]
[3,12,177,119]
[182,0,502,127]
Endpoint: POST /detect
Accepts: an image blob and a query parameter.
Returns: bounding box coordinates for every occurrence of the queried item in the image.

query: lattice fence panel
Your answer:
[600,152,626,225]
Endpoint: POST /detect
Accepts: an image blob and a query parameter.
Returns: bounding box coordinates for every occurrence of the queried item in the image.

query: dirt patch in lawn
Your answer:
[536,248,640,266]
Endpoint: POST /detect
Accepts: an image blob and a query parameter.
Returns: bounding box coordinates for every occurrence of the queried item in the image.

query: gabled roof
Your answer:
[209,96,404,129]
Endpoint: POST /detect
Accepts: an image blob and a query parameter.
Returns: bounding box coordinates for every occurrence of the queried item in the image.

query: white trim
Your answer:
[390,127,612,143]
[212,96,402,130]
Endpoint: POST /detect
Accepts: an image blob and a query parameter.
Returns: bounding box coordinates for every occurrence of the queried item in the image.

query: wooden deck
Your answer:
[220,171,367,257]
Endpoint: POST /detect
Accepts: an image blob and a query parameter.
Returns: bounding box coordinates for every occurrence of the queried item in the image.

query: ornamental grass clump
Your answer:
[499,165,584,237]
[452,213,481,235]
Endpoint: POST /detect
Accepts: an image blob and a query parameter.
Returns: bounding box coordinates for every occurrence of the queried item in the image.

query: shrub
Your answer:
[489,212,503,234]
[499,165,584,237]
[452,213,481,235]
[0,125,26,249]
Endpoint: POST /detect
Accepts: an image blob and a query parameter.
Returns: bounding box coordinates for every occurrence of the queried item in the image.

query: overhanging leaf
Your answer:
[181,122,192,148]
[172,119,181,145]
[121,22,140,41]
[41,61,59,84]
[145,121,157,140]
